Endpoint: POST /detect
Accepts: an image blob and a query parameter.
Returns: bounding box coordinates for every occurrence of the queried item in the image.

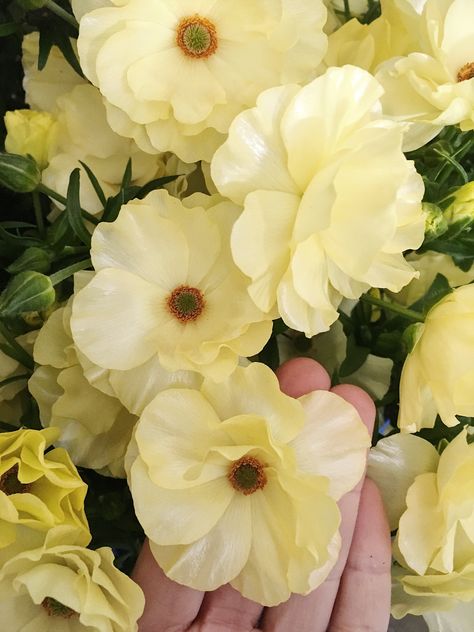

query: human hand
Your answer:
[132,358,391,632]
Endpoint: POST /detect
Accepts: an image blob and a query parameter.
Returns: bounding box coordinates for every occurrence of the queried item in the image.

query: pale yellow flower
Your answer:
[5,110,58,169]
[126,362,370,605]
[0,543,144,631]
[0,428,90,566]
[376,0,474,150]
[0,331,37,427]
[212,65,425,337]
[77,0,328,162]
[382,430,474,620]
[398,284,474,431]
[71,191,272,381]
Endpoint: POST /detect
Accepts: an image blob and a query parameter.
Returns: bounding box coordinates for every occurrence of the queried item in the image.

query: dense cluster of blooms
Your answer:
[0,0,474,629]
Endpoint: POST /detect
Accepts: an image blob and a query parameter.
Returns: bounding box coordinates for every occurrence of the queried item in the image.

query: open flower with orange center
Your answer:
[126,363,370,605]
[76,0,328,162]
[70,191,272,381]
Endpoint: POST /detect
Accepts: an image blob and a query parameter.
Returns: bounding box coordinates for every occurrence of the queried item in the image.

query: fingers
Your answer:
[261,377,376,632]
[132,540,204,632]
[189,584,263,632]
[328,478,391,632]
[275,357,332,397]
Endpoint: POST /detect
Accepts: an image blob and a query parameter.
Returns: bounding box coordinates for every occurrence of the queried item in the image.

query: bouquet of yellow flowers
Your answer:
[0,1,473,630]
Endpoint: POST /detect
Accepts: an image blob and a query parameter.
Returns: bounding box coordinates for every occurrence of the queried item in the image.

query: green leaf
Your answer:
[409,273,453,316]
[53,29,83,77]
[0,22,19,37]
[38,28,54,71]
[258,334,280,371]
[79,161,107,207]
[132,175,179,200]
[65,169,92,247]
[339,334,370,377]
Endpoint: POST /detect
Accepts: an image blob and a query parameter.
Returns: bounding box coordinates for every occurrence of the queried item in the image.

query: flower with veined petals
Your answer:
[71,191,272,381]
[0,542,144,631]
[368,430,474,626]
[0,428,90,567]
[76,0,328,162]
[398,284,474,432]
[375,0,474,150]
[211,65,425,337]
[126,362,370,605]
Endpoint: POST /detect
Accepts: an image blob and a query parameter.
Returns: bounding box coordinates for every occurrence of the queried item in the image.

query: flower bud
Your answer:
[5,110,57,169]
[16,0,48,9]
[445,181,474,225]
[0,271,55,317]
[423,202,448,241]
[0,152,41,193]
[6,247,53,275]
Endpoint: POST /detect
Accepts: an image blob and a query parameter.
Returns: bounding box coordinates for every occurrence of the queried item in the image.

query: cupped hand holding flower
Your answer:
[132,358,391,632]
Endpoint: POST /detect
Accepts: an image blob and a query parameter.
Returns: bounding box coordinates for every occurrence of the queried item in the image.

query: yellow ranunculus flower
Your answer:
[0,543,144,631]
[71,191,273,381]
[76,0,328,162]
[211,65,425,337]
[376,0,474,150]
[398,284,474,431]
[4,110,58,169]
[389,430,474,622]
[126,362,370,606]
[0,428,90,566]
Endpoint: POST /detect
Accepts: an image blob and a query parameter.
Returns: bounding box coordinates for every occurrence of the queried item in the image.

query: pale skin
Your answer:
[133,357,392,632]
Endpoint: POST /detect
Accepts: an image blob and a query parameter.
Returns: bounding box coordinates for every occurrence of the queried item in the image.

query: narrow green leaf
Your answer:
[79,161,107,207]
[133,175,180,200]
[339,335,370,378]
[409,274,453,316]
[121,158,133,190]
[54,30,84,77]
[38,28,54,71]
[0,373,30,389]
[65,169,92,247]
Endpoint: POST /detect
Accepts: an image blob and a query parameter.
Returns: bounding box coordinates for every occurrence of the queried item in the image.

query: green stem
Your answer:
[343,0,351,19]
[37,184,99,225]
[44,0,79,29]
[32,191,45,239]
[360,294,425,322]
[0,373,30,388]
[0,321,35,371]
[49,258,92,286]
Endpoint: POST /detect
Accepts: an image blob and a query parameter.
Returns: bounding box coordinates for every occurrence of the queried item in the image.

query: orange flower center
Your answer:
[228,456,267,495]
[42,597,78,619]
[167,285,205,323]
[0,464,31,495]
[176,15,218,59]
[457,62,474,82]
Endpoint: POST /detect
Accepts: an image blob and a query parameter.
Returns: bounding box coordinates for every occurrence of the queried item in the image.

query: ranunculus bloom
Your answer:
[0,543,144,631]
[370,430,474,622]
[376,0,474,150]
[126,362,370,605]
[4,110,58,169]
[398,284,474,431]
[0,428,90,566]
[76,0,328,162]
[211,65,425,337]
[71,192,272,381]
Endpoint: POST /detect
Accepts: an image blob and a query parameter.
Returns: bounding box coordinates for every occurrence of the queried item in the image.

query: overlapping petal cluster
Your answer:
[212,65,425,337]
[399,284,474,431]
[76,0,328,162]
[71,191,273,381]
[126,363,370,605]
[369,430,474,624]
[0,428,90,566]
[0,543,144,631]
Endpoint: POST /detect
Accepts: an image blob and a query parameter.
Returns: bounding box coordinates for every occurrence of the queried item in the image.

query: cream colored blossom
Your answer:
[126,362,370,605]
[0,542,144,631]
[0,428,90,566]
[212,65,425,337]
[376,0,474,150]
[279,320,393,401]
[381,430,474,620]
[71,191,272,381]
[5,110,58,169]
[0,331,37,427]
[77,0,328,162]
[398,284,474,431]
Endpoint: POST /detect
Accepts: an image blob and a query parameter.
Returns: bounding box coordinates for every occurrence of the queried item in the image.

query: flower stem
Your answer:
[49,258,92,286]
[360,294,425,322]
[44,1,79,29]
[32,191,45,239]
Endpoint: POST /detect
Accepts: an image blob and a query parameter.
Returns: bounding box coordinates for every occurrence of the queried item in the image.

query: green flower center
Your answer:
[0,464,31,495]
[228,456,267,495]
[42,597,78,619]
[457,62,474,82]
[167,285,205,323]
[176,15,218,59]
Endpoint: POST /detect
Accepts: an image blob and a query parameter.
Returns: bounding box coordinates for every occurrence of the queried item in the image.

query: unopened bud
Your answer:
[423,202,448,241]
[0,271,55,317]
[0,153,41,193]
[7,247,53,275]
[445,182,474,225]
